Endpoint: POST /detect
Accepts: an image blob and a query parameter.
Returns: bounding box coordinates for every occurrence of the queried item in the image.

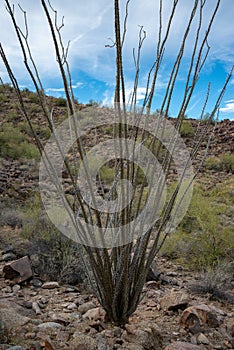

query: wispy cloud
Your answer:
[0,0,233,120]
[46,82,83,93]
[220,100,234,113]
[1,0,233,83]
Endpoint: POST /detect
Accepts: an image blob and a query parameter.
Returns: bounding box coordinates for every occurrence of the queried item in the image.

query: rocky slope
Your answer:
[0,89,234,349]
[0,229,233,350]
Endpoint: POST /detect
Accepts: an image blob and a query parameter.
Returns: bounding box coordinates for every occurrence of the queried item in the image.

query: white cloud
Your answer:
[46,82,83,93]
[220,100,234,113]
[0,0,233,120]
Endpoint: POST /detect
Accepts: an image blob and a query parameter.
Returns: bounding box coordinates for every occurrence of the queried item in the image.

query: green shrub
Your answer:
[161,183,234,270]
[86,99,100,107]
[55,96,67,107]
[0,122,40,160]
[180,120,195,137]
[28,91,40,103]
[0,94,7,103]
[5,110,19,122]
[205,154,234,173]
[0,83,13,93]
[18,121,51,139]
[204,156,222,171]
[21,194,86,283]
[222,154,234,173]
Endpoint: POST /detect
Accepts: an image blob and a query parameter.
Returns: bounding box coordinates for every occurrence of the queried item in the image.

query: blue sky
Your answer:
[0,0,233,120]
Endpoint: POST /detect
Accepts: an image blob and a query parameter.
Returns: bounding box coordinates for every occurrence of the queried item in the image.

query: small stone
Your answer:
[39,297,49,304]
[41,281,60,289]
[38,321,63,331]
[2,286,12,293]
[50,313,70,326]
[23,300,32,309]
[197,333,210,345]
[83,307,105,321]
[30,278,42,288]
[78,301,96,314]
[65,287,76,292]
[166,271,178,277]
[67,302,77,310]
[32,301,42,315]
[160,290,189,311]
[1,252,17,262]
[12,284,21,293]
[37,301,47,309]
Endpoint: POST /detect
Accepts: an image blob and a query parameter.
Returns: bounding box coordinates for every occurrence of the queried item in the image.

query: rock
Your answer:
[67,303,78,310]
[12,284,21,294]
[2,286,12,293]
[30,278,43,288]
[1,252,17,262]
[83,307,105,321]
[41,281,60,289]
[180,304,219,332]
[32,302,42,315]
[0,306,31,332]
[160,290,190,311]
[50,313,70,326]
[22,300,32,309]
[197,333,210,345]
[3,256,33,283]
[78,301,96,314]
[38,322,63,331]
[123,321,163,350]
[7,346,27,350]
[69,332,98,350]
[164,341,205,350]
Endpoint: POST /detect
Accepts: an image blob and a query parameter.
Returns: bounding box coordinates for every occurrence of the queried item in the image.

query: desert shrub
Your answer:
[222,154,234,173]
[180,120,195,137]
[205,154,234,173]
[189,261,234,303]
[0,122,40,160]
[0,204,22,228]
[0,94,7,103]
[204,156,222,171]
[18,121,50,139]
[27,91,40,103]
[161,182,234,269]
[5,110,19,122]
[21,195,86,284]
[86,99,100,107]
[55,96,67,107]
[0,83,13,93]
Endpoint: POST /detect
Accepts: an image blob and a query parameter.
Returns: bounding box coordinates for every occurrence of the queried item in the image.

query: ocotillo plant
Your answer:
[0,0,233,326]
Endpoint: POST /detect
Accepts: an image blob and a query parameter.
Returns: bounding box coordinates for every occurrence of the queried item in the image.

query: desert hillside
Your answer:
[0,85,234,350]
